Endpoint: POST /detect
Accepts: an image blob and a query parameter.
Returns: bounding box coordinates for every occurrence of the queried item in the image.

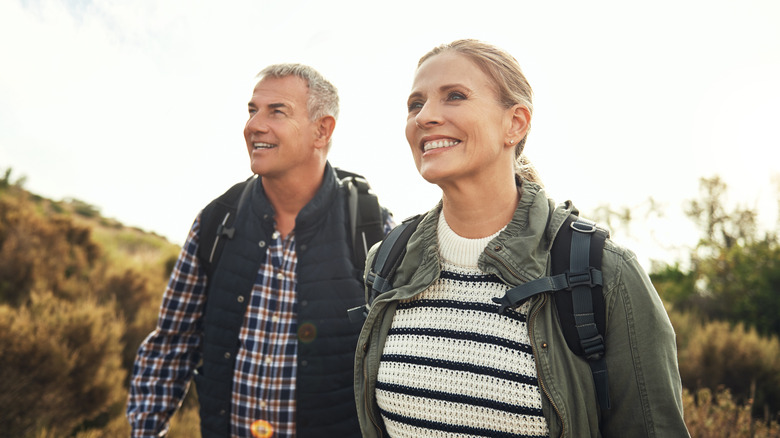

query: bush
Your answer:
[0,194,101,305]
[677,317,780,420]
[683,388,780,437]
[0,292,126,436]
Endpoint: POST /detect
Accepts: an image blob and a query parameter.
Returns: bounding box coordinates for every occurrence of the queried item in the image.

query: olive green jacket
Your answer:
[354,181,690,437]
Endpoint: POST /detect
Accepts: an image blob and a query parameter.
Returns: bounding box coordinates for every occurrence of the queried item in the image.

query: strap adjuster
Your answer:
[581,334,605,360]
[565,267,598,290]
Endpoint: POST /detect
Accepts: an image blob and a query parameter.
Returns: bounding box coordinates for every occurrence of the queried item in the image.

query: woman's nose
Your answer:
[415,101,442,128]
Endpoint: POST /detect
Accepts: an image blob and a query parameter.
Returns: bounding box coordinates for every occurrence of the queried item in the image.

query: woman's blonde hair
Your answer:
[417,39,541,184]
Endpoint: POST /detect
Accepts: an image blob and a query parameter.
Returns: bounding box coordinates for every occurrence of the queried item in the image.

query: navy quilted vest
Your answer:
[196,166,363,437]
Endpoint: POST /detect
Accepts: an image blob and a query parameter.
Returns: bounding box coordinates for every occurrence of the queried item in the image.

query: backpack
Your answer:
[197,168,385,281]
[353,212,612,410]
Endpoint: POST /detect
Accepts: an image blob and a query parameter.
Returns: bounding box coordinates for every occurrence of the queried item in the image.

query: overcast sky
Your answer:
[2,0,778,268]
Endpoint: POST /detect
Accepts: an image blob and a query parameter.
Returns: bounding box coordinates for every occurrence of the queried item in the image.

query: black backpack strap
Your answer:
[336,168,385,272]
[491,214,611,410]
[347,214,424,323]
[563,217,610,410]
[197,177,255,280]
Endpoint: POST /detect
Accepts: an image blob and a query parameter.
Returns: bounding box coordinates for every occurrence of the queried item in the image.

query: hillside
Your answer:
[0,170,181,436]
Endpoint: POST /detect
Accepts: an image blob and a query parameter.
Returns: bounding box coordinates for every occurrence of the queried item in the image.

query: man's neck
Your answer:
[262,164,326,238]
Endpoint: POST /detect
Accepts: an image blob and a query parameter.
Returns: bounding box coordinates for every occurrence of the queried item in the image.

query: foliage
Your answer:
[683,388,780,437]
[651,263,697,311]
[0,293,126,436]
[651,176,780,337]
[671,311,780,420]
[0,167,179,436]
[685,176,759,251]
[0,192,102,305]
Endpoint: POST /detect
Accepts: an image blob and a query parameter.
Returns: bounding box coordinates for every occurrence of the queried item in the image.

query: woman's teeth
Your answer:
[423,139,460,152]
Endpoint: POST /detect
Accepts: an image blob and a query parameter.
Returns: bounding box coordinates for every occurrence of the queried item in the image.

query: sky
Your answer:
[1,0,778,269]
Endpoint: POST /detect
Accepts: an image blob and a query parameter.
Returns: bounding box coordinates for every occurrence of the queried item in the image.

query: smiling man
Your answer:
[127,64,392,438]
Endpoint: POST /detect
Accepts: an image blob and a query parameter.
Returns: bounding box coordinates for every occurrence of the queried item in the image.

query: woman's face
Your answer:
[406,51,522,187]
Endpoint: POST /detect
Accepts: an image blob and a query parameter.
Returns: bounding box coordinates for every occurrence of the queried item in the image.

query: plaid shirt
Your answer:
[128,210,393,438]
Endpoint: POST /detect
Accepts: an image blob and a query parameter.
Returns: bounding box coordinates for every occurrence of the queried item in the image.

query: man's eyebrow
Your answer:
[247,102,292,110]
[268,102,291,111]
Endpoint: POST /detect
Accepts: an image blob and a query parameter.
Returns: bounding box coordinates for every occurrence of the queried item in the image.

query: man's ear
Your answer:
[505,105,531,148]
[313,115,336,150]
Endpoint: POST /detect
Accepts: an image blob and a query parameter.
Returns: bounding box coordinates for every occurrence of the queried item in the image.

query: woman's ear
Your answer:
[505,105,531,147]
[313,115,336,150]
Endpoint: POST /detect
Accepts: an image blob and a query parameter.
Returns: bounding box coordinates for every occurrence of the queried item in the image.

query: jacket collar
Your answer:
[478,180,575,283]
[397,179,577,287]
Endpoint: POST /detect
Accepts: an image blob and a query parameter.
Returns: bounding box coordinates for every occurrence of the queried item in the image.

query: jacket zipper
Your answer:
[485,250,534,284]
[529,293,565,438]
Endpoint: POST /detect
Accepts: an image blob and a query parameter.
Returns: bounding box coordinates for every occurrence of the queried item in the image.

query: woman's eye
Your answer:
[447,91,466,101]
[408,101,424,112]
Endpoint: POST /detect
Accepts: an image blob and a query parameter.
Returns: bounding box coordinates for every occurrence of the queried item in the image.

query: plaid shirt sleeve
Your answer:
[127,214,208,438]
[382,207,396,235]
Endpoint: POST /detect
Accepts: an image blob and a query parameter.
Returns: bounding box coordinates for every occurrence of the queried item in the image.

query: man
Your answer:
[127,64,392,438]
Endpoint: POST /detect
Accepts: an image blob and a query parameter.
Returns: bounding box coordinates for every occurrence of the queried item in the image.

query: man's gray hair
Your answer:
[257,63,340,122]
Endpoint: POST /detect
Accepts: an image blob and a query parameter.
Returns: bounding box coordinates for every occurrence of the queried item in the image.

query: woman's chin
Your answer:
[417,168,455,188]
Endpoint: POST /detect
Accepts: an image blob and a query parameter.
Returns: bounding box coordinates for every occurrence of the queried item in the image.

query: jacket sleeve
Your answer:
[126,216,208,438]
[600,247,690,437]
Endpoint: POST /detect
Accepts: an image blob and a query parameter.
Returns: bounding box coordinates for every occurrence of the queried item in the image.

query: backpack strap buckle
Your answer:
[581,333,606,361]
[565,267,603,290]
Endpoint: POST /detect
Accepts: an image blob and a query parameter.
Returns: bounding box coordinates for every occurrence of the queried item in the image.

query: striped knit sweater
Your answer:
[375,212,550,438]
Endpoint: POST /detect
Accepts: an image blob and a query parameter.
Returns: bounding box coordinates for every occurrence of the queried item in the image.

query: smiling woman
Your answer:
[353,39,691,438]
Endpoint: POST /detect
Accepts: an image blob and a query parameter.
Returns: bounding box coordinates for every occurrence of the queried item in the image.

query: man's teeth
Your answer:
[254,143,276,149]
[423,139,459,152]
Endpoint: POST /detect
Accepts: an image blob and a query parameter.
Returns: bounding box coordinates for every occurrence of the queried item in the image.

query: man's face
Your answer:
[243,76,320,178]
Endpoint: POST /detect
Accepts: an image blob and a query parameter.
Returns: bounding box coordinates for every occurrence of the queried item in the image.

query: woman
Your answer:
[354,40,689,437]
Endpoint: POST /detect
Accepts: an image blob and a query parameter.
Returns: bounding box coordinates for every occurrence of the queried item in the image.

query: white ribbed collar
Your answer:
[437,211,506,268]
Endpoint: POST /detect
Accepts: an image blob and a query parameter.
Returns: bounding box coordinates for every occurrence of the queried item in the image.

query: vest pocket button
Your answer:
[258,241,266,248]
[237,295,245,303]
[224,352,231,359]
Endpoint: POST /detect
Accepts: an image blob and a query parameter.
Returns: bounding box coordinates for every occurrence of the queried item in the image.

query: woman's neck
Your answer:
[440,173,519,239]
